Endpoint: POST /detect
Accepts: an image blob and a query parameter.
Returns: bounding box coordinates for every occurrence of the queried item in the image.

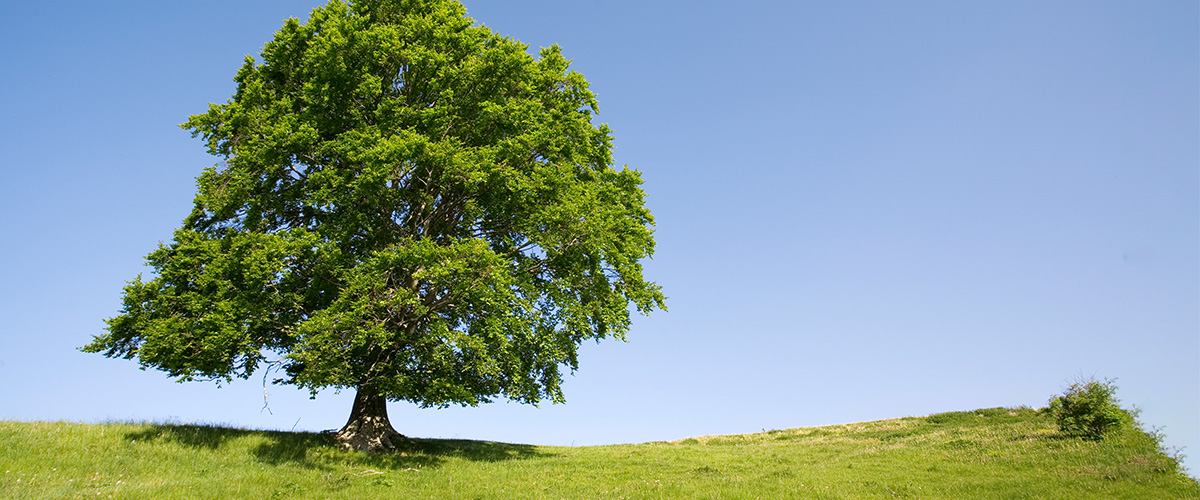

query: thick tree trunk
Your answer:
[334,386,405,453]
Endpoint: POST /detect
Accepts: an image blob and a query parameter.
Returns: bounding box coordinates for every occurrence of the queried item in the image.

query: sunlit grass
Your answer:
[1,407,1195,499]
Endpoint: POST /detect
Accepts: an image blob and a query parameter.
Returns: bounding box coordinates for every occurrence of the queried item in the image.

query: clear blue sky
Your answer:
[1,0,1196,472]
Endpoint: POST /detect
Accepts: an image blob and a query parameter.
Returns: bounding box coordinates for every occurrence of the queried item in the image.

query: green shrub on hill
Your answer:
[1048,377,1128,440]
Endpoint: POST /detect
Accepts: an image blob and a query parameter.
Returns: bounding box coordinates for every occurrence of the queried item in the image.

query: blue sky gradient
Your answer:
[1,0,1196,472]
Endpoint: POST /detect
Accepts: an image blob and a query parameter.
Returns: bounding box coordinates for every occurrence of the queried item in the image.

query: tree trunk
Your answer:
[334,386,405,453]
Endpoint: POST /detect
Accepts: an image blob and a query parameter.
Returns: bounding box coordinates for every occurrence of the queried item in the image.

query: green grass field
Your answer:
[2,407,1195,499]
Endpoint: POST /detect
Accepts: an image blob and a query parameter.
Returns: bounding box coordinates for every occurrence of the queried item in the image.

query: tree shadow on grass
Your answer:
[124,424,545,472]
[124,423,254,450]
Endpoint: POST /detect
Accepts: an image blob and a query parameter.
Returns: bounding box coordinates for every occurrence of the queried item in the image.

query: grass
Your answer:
[1,407,1196,499]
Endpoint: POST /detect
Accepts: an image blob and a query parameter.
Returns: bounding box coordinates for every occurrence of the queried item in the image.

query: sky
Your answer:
[1,0,1196,473]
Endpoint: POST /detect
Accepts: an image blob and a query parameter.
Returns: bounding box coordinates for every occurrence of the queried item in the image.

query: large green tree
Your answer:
[84,0,664,453]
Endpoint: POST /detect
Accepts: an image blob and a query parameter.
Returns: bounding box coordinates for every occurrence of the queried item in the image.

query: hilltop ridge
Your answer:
[1,407,1196,499]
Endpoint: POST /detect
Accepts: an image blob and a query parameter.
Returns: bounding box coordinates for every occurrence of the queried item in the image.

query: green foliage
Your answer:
[83,0,664,411]
[1048,377,1128,440]
[4,410,1198,499]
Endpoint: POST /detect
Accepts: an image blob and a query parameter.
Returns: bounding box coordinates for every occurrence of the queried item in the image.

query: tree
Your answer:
[83,0,664,453]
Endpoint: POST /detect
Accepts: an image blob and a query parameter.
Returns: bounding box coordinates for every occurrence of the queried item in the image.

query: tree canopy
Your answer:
[84,0,664,452]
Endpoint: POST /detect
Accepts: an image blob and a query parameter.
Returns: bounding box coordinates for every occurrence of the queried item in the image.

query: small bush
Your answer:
[1048,377,1127,440]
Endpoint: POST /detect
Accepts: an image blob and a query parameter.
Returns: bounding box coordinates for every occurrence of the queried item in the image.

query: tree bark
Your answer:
[334,385,405,453]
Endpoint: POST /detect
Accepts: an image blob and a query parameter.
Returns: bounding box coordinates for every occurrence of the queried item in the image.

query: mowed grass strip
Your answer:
[1,407,1196,499]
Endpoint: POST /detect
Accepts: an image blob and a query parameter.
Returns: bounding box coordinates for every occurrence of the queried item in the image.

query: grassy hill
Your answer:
[2,407,1196,499]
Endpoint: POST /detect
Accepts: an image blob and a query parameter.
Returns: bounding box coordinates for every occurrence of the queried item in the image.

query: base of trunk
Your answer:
[334,421,404,454]
[334,386,406,453]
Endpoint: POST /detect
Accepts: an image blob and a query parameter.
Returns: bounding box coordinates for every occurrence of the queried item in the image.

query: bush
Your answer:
[1048,377,1127,440]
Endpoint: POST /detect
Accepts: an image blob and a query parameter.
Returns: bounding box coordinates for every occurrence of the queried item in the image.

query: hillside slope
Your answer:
[1,407,1196,499]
